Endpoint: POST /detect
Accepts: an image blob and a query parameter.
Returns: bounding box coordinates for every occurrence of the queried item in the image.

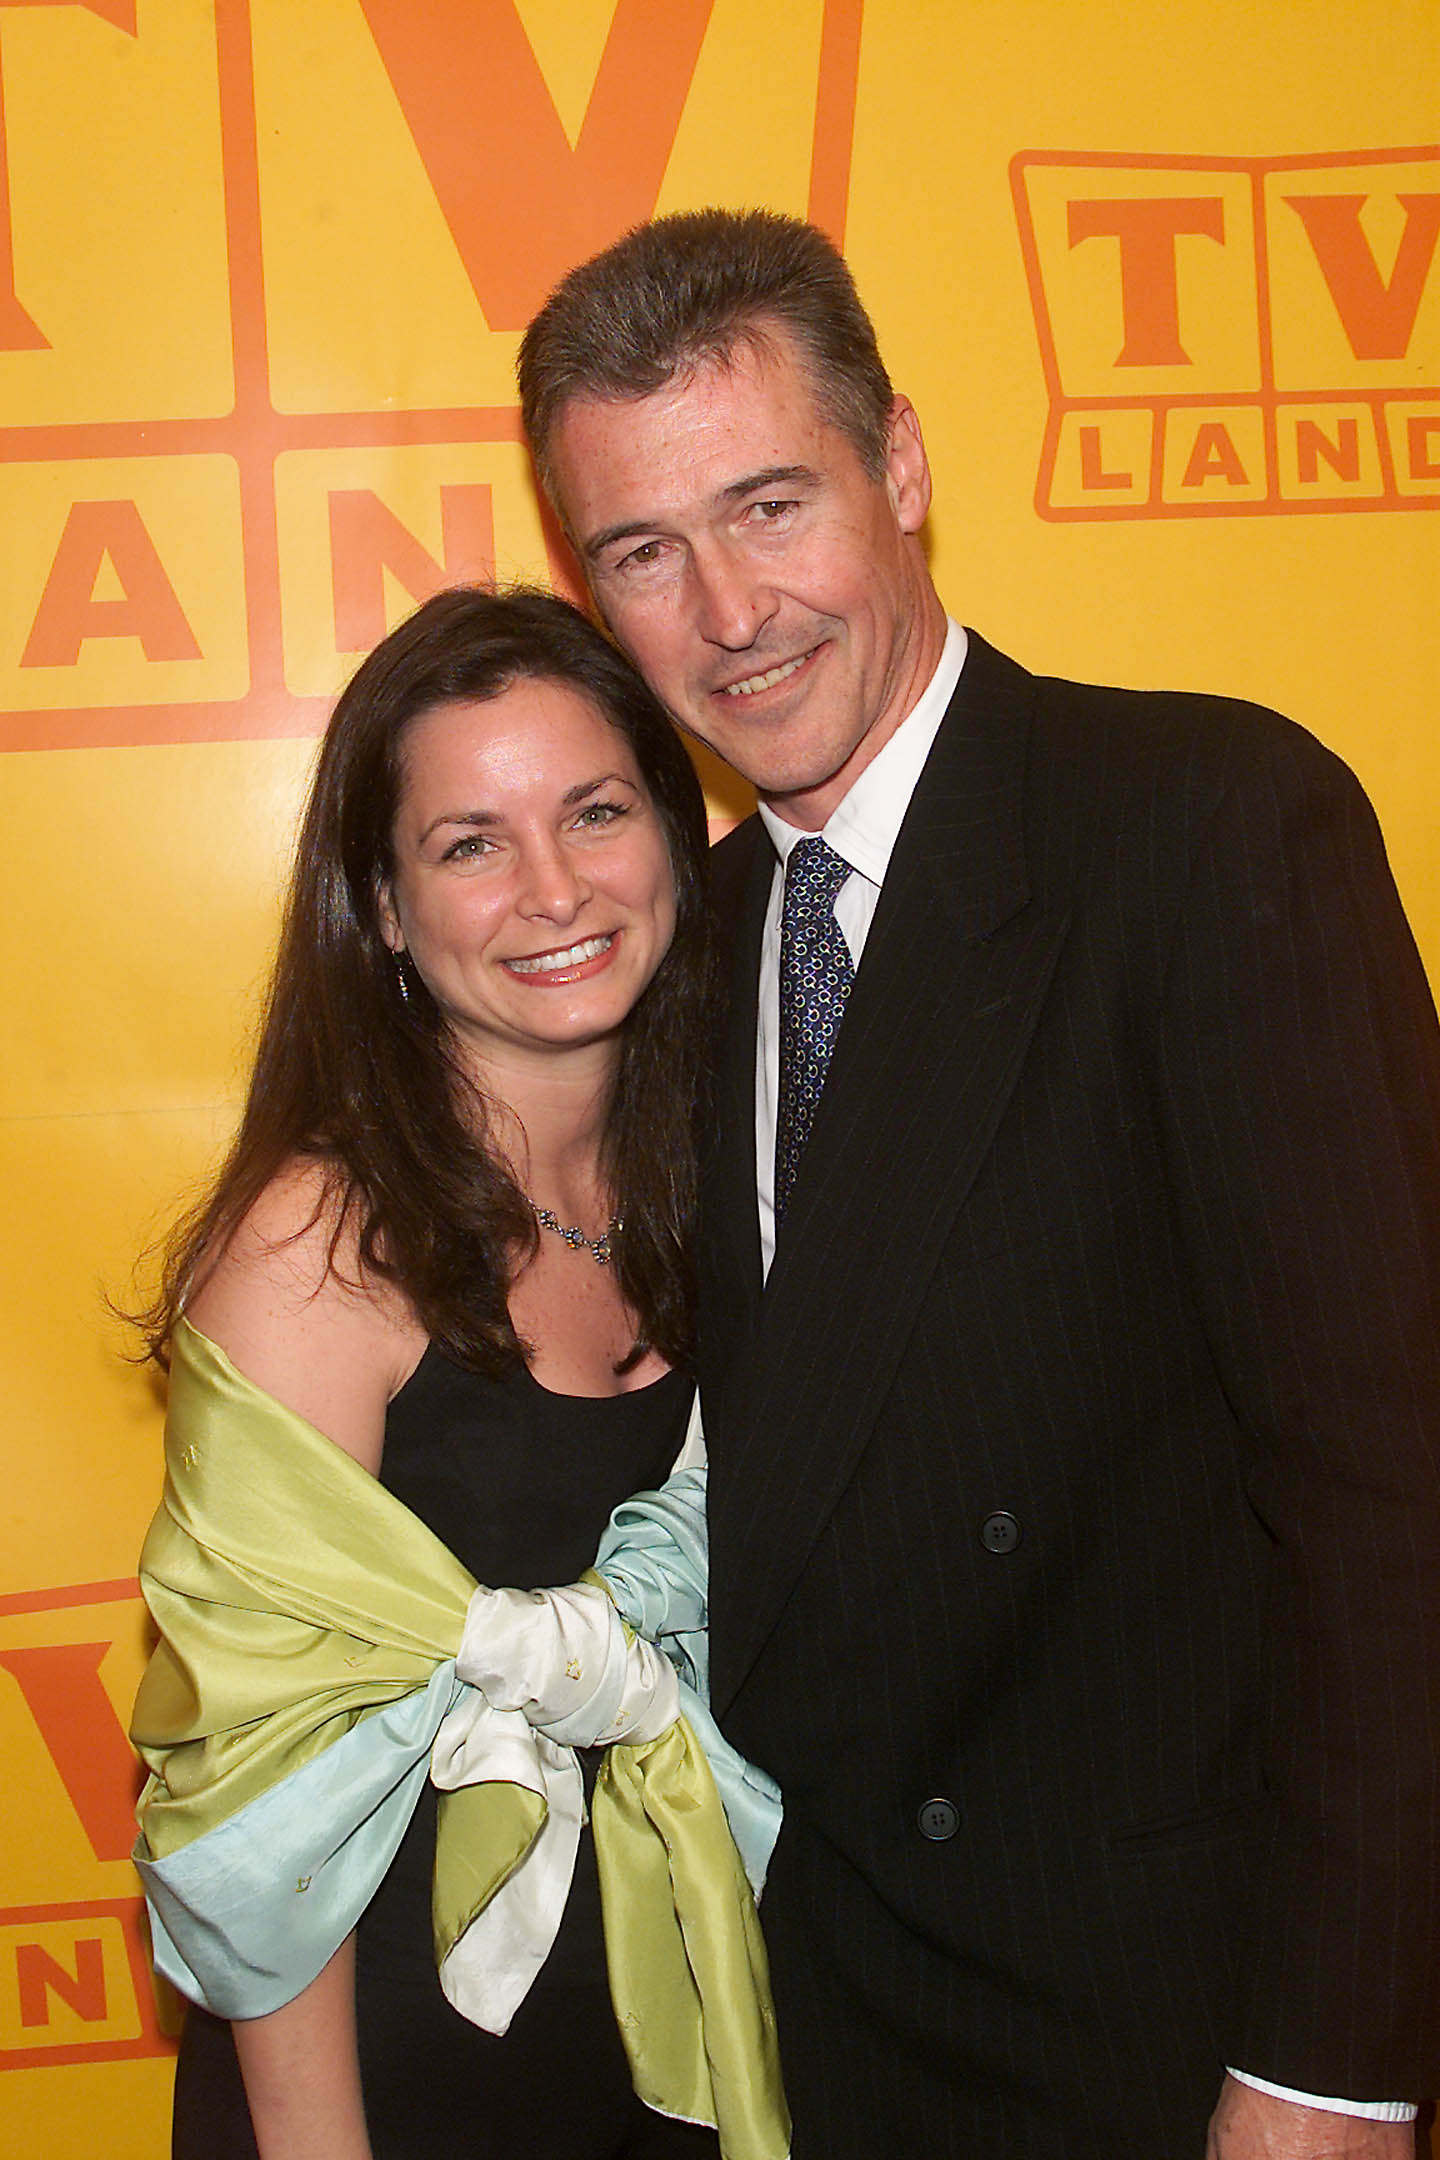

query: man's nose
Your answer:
[689,543,777,650]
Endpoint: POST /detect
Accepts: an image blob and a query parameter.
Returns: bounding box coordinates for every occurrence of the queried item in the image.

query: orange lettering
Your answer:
[1295,416,1360,484]
[21,499,202,666]
[8,1,136,21]
[0,74,44,348]
[807,0,864,240]
[1181,422,1249,487]
[357,0,713,329]
[0,2,138,349]
[16,1936,107,2027]
[1285,194,1440,361]
[1407,413,1440,478]
[1078,424,1132,489]
[1067,197,1225,365]
[329,486,497,653]
[0,1643,140,1860]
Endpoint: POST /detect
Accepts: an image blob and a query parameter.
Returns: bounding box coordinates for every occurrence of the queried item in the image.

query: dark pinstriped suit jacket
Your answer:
[698,633,1440,2158]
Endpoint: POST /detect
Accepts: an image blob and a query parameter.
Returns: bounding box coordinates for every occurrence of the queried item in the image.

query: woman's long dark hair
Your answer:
[137,585,714,1376]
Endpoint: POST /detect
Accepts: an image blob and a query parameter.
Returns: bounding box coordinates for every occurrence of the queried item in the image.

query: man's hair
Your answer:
[518,207,894,498]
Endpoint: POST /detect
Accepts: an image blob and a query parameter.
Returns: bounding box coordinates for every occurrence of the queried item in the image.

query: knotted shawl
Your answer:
[130,1319,788,2160]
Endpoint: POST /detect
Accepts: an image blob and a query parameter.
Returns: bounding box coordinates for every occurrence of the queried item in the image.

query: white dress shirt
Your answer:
[755,618,967,1275]
[746,615,1412,2126]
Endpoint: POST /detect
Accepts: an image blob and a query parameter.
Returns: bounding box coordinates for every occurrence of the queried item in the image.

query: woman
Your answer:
[129,588,781,2160]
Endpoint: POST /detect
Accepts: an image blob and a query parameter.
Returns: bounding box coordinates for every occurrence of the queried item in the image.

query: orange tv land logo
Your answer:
[0,0,865,751]
[1012,148,1440,520]
[0,1577,172,2068]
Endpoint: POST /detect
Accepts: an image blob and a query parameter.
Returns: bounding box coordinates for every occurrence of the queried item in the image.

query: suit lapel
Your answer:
[701,816,770,1346]
[706,637,1072,1713]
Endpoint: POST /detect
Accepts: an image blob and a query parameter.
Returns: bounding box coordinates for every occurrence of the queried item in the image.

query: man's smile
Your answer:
[716,645,823,699]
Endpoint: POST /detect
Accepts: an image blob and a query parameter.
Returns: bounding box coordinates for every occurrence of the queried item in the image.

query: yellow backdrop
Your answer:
[1,3,1435,2148]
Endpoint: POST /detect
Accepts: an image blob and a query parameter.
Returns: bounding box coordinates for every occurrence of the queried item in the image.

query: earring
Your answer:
[392,950,411,1005]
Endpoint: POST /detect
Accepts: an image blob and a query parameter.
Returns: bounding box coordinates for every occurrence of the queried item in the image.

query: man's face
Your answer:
[546,332,946,830]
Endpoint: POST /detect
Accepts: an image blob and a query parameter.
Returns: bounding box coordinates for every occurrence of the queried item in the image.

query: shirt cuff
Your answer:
[1227,2068,1417,2122]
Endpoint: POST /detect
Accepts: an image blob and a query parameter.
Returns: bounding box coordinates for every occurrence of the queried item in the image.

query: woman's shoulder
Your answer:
[187,1154,361,1316]
[184,1156,423,1472]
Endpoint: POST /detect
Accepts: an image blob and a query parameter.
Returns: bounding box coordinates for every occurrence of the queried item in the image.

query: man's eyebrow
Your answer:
[584,465,822,562]
[718,463,820,503]
[585,517,658,563]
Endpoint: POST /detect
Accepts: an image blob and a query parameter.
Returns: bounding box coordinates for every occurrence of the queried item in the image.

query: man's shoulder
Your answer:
[709,810,769,891]
[942,634,1384,910]
[966,633,1363,808]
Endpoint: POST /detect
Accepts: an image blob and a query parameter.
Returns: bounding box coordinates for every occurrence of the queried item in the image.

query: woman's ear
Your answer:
[376,879,404,954]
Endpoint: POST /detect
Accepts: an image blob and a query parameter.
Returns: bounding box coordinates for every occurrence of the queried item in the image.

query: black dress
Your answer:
[172,1348,720,2159]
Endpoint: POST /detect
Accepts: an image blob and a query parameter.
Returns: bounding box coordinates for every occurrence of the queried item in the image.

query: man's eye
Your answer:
[752,499,797,522]
[617,540,663,570]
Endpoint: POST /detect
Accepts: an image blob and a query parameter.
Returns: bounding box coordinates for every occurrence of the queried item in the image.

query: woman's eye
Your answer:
[442,834,494,861]
[575,800,628,829]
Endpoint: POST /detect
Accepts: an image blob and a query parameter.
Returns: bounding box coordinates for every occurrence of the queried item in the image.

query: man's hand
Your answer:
[1206,2075,1417,2158]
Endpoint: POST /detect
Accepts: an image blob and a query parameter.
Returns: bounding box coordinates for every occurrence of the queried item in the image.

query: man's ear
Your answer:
[884,396,933,534]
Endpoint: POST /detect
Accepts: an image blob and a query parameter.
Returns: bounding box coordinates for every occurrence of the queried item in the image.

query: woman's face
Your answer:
[378,679,678,1078]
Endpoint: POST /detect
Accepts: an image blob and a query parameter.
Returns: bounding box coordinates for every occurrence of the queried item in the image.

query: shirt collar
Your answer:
[758,619,967,884]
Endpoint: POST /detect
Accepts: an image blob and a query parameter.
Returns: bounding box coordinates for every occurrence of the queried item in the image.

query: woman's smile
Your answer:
[504,931,617,979]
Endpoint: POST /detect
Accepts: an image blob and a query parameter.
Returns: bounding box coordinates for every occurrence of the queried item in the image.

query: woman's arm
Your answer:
[183,1162,424,2149]
[231,1937,371,2160]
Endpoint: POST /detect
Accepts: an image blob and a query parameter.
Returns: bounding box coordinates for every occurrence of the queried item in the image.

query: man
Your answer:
[518,209,1440,2157]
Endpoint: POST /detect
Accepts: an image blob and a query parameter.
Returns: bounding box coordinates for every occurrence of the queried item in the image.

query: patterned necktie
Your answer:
[775,837,855,1222]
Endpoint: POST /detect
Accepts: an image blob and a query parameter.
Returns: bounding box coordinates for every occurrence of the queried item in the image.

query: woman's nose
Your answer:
[515,838,587,922]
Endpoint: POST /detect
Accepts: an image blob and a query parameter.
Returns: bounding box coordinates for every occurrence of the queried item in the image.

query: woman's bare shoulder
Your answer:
[183,1157,423,1473]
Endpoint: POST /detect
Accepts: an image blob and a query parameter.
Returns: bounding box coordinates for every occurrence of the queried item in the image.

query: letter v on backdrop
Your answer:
[0,0,864,748]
